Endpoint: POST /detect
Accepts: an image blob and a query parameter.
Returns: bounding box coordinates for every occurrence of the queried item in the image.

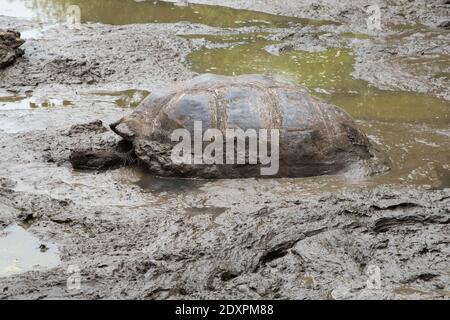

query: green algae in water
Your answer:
[186,34,450,124]
[340,32,370,39]
[0,0,334,28]
[394,285,428,296]
[187,36,349,88]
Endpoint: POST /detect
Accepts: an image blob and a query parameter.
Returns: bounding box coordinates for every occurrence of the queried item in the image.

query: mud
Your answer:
[0,0,449,300]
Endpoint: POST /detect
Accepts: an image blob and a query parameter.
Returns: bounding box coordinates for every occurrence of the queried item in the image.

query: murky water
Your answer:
[0,0,331,28]
[89,90,150,109]
[187,35,449,124]
[137,174,206,193]
[0,94,73,110]
[0,225,60,277]
[0,90,150,110]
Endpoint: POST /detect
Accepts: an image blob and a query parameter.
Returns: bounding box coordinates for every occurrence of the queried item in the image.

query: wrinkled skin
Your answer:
[110,74,386,178]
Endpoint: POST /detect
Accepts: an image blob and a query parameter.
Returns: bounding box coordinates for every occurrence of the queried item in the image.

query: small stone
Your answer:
[437,21,450,29]
[0,30,25,69]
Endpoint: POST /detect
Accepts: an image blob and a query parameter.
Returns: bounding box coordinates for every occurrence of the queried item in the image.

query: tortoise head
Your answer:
[110,112,147,141]
[110,118,135,140]
[110,89,171,141]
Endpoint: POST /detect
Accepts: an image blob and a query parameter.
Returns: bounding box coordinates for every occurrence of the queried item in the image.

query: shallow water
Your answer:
[0,0,330,28]
[0,90,150,110]
[0,94,73,110]
[136,173,206,193]
[187,35,450,124]
[0,225,60,277]
[89,90,150,109]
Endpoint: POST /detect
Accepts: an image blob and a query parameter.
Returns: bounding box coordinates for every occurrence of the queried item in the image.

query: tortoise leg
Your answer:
[70,139,137,171]
[70,149,124,170]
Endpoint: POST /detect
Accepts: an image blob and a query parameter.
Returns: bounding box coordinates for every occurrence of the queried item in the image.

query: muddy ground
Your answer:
[0,0,449,299]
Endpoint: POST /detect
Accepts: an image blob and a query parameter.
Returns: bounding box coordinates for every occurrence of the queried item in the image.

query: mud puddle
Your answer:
[186,34,449,123]
[0,0,332,28]
[0,225,60,277]
[89,90,150,109]
[136,174,206,194]
[0,2,449,300]
[0,89,150,111]
[0,94,74,110]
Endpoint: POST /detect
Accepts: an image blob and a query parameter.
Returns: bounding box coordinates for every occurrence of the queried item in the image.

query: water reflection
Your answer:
[187,34,450,125]
[136,175,206,193]
[0,0,330,28]
[90,89,150,108]
[0,94,74,110]
[0,225,61,277]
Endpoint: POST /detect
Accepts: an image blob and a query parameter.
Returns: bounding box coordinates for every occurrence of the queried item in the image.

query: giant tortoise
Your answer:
[99,74,384,178]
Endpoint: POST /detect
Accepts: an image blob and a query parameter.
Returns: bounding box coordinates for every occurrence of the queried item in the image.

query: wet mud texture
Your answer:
[0,1,449,300]
[0,19,199,90]
[0,122,449,299]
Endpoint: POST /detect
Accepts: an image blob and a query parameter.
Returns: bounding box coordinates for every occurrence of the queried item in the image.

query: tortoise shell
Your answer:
[111,74,377,178]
